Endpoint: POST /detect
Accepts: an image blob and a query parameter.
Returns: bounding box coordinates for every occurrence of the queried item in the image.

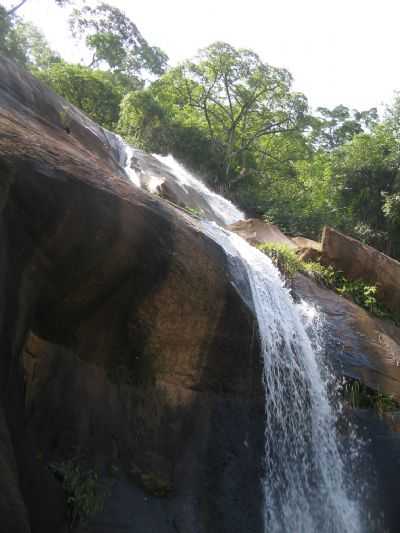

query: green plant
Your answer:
[258,243,303,278]
[258,243,399,324]
[58,107,71,132]
[342,379,398,415]
[49,459,108,528]
[185,206,203,218]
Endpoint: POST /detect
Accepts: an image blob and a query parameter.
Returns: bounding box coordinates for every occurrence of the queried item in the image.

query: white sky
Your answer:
[4,0,400,112]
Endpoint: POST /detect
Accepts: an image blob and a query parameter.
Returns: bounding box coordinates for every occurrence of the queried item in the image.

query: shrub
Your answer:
[258,243,303,279]
[49,459,108,528]
[342,378,398,415]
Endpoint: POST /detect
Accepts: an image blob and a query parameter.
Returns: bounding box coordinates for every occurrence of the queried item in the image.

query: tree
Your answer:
[36,62,134,130]
[332,125,400,254]
[170,43,307,179]
[69,3,168,79]
[6,0,69,16]
[311,105,378,150]
[0,6,60,69]
[0,5,13,54]
[127,42,308,189]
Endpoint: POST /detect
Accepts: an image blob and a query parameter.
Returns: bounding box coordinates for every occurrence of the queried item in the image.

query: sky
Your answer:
[4,0,400,112]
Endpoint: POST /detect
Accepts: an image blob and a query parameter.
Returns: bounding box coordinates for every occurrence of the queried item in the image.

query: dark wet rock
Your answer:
[293,273,400,400]
[350,408,400,533]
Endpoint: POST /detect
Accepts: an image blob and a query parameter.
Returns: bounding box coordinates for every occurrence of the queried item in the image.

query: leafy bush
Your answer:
[342,379,398,415]
[258,243,304,279]
[49,459,108,528]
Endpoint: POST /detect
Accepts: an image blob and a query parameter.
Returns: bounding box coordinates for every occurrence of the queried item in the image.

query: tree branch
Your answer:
[7,0,29,15]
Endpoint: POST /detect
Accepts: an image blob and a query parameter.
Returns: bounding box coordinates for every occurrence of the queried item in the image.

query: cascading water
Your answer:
[121,142,141,188]
[202,222,363,533]
[119,143,365,532]
[151,154,245,226]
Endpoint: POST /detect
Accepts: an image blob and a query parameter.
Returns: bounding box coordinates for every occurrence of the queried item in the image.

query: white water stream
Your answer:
[152,154,244,225]
[119,142,365,532]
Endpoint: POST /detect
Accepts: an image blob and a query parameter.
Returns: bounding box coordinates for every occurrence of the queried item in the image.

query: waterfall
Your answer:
[202,222,362,533]
[118,143,365,532]
[152,154,244,225]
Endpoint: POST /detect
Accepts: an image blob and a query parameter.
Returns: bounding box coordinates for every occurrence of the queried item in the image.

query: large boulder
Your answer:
[228,218,296,248]
[291,236,321,251]
[321,226,400,315]
[0,57,264,533]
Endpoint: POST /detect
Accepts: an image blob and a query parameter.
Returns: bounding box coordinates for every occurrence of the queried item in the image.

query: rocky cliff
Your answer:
[0,57,265,533]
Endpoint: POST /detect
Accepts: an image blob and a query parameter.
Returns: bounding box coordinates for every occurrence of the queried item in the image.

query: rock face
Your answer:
[0,57,264,533]
[293,274,400,400]
[228,218,296,247]
[291,236,322,262]
[321,226,400,315]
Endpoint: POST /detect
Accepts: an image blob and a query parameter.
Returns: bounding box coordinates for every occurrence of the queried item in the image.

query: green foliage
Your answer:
[342,379,398,415]
[332,125,400,255]
[310,105,378,150]
[173,42,308,181]
[258,150,339,238]
[69,3,168,78]
[382,192,400,228]
[58,108,71,131]
[118,86,227,180]
[49,459,108,528]
[0,8,59,69]
[185,206,204,218]
[0,6,13,55]
[258,243,303,278]
[36,62,132,130]
[308,264,400,323]
[258,243,398,322]
[118,90,168,148]
[119,42,308,193]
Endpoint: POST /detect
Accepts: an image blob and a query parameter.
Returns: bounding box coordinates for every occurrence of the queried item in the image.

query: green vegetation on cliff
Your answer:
[258,243,399,323]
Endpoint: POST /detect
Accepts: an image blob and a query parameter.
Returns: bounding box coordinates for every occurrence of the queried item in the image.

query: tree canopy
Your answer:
[36,62,133,129]
[69,3,168,78]
[119,42,309,191]
[0,5,60,67]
